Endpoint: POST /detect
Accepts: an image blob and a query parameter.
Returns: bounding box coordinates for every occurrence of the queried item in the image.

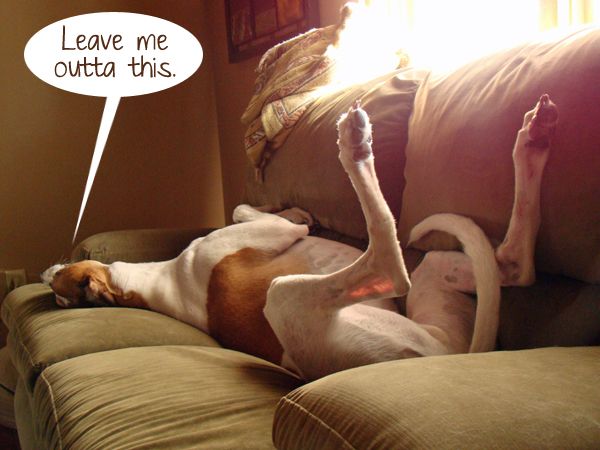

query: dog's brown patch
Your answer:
[207,247,308,365]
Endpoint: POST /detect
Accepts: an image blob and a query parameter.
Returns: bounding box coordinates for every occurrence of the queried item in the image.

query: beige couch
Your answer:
[2,28,600,449]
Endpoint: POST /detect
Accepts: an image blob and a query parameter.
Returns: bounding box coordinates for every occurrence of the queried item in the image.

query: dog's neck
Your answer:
[107,260,208,332]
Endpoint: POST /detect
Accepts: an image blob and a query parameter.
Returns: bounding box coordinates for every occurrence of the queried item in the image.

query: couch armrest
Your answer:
[2,284,219,393]
[273,347,600,449]
[72,228,216,263]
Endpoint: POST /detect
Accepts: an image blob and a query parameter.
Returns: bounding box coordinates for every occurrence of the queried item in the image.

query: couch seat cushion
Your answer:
[2,284,218,391]
[32,346,300,449]
[273,347,600,449]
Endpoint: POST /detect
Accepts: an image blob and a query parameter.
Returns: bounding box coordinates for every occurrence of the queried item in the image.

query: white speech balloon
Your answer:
[24,12,203,243]
[24,12,203,97]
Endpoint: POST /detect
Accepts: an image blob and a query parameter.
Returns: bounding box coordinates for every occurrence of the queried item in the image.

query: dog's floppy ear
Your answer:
[84,271,117,306]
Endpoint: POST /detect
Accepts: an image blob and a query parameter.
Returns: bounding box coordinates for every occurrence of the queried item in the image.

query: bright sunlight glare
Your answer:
[325,2,404,87]
[327,0,600,82]
[404,0,541,71]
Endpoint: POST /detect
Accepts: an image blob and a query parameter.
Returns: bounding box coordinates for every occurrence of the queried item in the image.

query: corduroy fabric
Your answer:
[274,347,600,449]
[2,284,218,392]
[32,346,300,450]
[15,380,38,449]
[0,347,17,427]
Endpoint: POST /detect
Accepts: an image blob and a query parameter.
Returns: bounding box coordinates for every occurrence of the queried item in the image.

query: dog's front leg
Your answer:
[232,204,314,226]
[495,95,558,286]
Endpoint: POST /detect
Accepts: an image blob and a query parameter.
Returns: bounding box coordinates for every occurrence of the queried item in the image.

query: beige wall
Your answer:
[1,1,224,278]
[206,1,261,223]
[319,0,348,25]
[0,0,346,279]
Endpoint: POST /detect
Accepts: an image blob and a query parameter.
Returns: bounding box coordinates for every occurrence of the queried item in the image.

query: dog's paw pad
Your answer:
[526,94,558,148]
[337,100,373,161]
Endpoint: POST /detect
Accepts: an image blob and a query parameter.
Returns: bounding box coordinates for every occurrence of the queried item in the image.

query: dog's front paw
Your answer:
[232,204,271,223]
[337,100,373,162]
[276,207,315,227]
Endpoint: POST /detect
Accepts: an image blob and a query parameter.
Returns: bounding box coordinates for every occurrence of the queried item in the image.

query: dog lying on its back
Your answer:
[43,96,558,381]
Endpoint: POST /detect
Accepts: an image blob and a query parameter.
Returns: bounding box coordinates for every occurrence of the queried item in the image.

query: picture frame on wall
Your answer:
[225,0,320,63]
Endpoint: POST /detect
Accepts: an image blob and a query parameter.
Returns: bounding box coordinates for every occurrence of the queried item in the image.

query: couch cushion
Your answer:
[72,228,214,264]
[398,27,600,283]
[245,68,423,240]
[0,347,17,428]
[499,273,600,349]
[273,347,600,449]
[2,284,218,392]
[32,346,300,449]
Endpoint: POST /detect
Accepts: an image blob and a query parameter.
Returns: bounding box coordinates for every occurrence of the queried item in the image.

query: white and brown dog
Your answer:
[42,96,558,381]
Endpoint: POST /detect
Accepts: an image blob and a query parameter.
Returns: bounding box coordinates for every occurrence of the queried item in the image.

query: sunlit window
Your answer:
[361,0,600,71]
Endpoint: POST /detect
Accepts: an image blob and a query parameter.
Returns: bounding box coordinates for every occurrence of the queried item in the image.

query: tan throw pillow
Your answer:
[399,27,600,283]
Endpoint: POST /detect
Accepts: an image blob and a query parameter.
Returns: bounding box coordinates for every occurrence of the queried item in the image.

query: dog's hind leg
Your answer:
[406,251,478,354]
[274,100,412,305]
[333,100,412,298]
[265,102,437,380]
[270,101,412,307]
[406,97,558,354]
[495,95,558,286]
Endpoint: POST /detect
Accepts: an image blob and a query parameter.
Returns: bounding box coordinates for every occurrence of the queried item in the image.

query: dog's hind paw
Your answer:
[337,100,373,162]
[526,94,558,148]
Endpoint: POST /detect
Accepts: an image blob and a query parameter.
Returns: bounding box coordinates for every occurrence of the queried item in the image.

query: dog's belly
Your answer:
[206,245,312,364]
[205,237,396,365]
[285,236,362,274]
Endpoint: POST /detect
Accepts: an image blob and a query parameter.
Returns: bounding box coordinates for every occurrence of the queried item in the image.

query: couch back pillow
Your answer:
[398,27,600,283]
[245,69,421,240]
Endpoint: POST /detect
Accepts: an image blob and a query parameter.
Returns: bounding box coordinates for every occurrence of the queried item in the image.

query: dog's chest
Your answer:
[206,247,309,364]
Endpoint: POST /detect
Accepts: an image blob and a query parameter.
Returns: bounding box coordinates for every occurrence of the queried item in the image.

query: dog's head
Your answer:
[41,261,118,308]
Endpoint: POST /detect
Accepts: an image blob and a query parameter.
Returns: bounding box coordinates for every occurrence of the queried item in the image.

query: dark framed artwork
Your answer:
[225,0,320,62]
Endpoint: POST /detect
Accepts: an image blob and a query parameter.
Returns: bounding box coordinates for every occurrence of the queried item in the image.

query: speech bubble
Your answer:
[24,12,203,243]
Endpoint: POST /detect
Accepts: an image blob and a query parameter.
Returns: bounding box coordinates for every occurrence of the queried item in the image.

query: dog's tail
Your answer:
[408,213,500,353]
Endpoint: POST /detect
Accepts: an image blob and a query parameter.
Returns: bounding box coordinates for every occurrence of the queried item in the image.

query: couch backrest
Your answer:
[399,27,600,284]
[241,29,600,347]
[244,27,600,285]
[244,68,421,241]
